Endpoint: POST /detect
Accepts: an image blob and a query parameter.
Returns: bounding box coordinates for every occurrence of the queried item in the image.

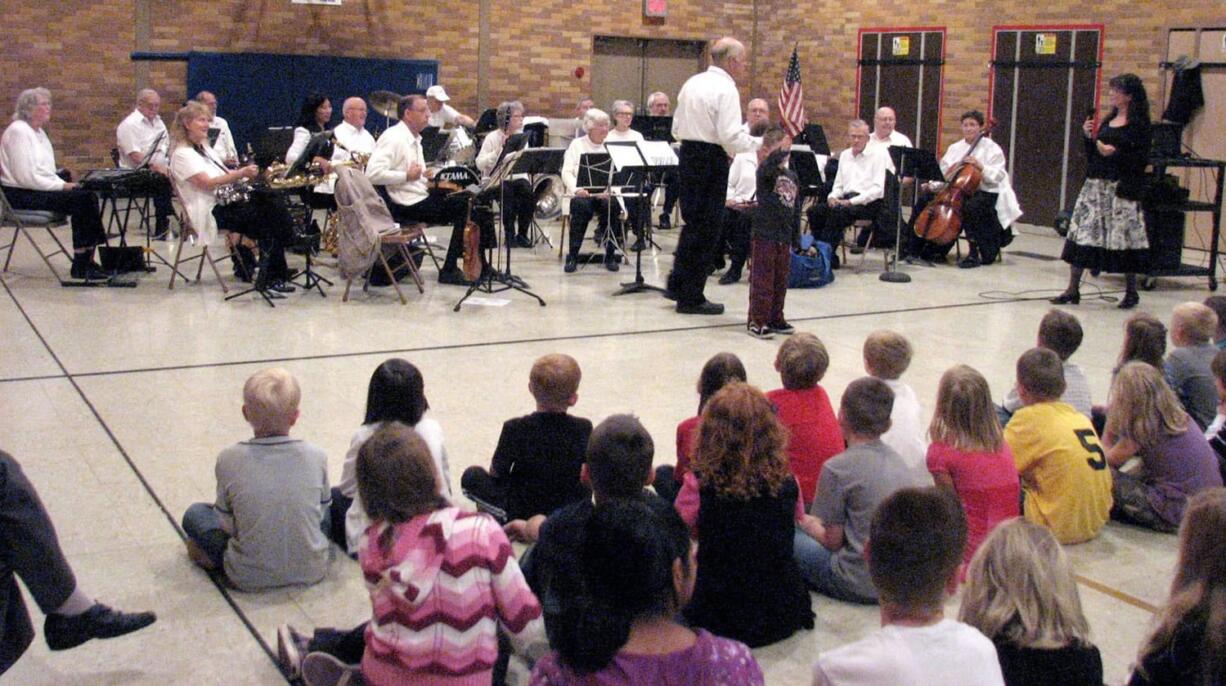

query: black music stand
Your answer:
[630,115,674,143]
[798,124,831,155]
[883,145,943,282]
[575,152,630,267]
[454,150,546,312]
[512,148,564,248]
[420,127,450,163]
[609,141,672,297]
[789,145,825,199]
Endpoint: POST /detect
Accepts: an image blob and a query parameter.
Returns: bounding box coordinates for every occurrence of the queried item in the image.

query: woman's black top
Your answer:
[1084,118,1152,200]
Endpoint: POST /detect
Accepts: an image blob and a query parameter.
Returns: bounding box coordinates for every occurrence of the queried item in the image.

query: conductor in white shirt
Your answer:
[425,86,475,129]
[116,89,175,237]
[669,36,759,315]
[0,88,107,280]
[193,91,238,167]
[366,95,472,285]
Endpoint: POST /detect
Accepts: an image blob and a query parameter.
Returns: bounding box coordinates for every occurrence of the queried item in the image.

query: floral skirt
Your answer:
[1061,178,1149,274]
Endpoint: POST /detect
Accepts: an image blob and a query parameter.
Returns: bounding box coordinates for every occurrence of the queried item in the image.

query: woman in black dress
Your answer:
[1052,74,1152,309]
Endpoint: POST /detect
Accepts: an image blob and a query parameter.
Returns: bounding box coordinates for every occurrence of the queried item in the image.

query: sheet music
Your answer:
[605,142,645,171]
[637,140,678,167]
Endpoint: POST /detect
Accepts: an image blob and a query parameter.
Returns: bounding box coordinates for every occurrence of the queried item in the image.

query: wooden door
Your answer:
[592,36,703,114]
[990,26,1102,226]
[857,28,945,154]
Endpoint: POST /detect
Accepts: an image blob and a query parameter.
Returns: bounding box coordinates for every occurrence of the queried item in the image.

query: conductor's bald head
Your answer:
[710,37,748,79]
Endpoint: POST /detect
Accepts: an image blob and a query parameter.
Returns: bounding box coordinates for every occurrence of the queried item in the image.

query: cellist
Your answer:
[905,110,1019,268]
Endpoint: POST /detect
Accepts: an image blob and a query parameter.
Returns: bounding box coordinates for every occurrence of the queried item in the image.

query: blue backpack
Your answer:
[788,234,834,288]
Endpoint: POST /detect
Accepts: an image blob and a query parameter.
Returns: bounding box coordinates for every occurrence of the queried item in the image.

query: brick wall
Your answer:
[754,0,1222,152]
[3,0,1216,170]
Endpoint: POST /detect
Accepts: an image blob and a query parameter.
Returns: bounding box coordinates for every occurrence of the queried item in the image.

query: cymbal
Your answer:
[369,90,402,119]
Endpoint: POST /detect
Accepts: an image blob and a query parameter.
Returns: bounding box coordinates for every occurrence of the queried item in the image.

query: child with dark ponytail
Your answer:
[529,499,763,685]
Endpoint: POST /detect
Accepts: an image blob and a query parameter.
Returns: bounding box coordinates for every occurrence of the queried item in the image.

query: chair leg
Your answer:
[378,250,407,305]
[2,225,17,272]
[342,277,354,302]
[168,236,187,290]
[24,227,65,282]
[203,247,229,294]
[558,216,569,260]
[398,244,425,294]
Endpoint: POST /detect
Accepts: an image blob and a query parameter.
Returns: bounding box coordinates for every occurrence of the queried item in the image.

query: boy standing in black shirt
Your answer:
[748,126,800,339]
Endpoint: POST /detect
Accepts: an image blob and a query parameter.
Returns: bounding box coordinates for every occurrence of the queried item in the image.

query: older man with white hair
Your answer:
[116,88,175,237]
[669,36,759,315]
[815,119,891,250]
[193,91,237,167]
[741,98,770,135]
[645,91,680,230]
[868,106,912,151]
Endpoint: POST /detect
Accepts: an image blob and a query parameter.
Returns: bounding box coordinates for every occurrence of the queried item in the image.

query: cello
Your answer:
[913,119,995,246]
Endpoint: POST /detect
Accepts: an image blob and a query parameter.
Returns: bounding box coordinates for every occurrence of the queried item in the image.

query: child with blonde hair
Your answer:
[959,519,1103,685]
[181,368,331,591]
[926,365,1020,568]
[1165,302,1220,430]
[1103,361,1222,532]
[864,330,929,480]
[1128,488,1226,685]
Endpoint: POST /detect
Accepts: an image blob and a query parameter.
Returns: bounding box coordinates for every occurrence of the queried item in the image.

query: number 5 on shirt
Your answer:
[1075,429,1107,470]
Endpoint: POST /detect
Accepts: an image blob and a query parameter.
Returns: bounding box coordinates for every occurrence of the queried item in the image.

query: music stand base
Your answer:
[879,270,912,283]
[613,277,667,296]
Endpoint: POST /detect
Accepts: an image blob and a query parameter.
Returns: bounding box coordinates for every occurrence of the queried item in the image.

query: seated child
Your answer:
[1004,348,1113,544]
[765,333,843,506]
[333,358,451,555]
[530,500,764,685]
[1202,295,1226,350]
[1127,488,1226,686]
[1103,362,1222,533]
[863,330,929,480]
[181,368,331,591]
[927,364,1020,569]
[794,377,930,604]
[679,382,815,647]
[1165,302,1220,430]
[1204,350,1226,481]
[960,519,1103,686]
[1001,309,1093,423]
[1092,313,1168,435]
[346,423,542,686]
[462,354,593,522]
[812,487,1005,686]
[654,352,747,503]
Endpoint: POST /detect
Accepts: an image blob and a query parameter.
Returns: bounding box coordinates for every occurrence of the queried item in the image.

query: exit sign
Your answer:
[644,0,667,18]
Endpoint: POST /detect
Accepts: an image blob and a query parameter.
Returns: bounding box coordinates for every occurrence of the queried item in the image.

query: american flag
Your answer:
[778,44,806,138]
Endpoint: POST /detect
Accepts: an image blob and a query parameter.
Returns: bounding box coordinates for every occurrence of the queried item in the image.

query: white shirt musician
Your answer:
[425,85,475,129]
[738,98,770,137]
[1,87,107,278]
[914,110,1021,268]
[285,95,333,165]
[476,101,525,178]
[194,91,237,166]
[726,151,758,205]
[607,100,648,248]
[315,97,376,196]
[561,108,623,271]
[829,122,890,207]
[117,89,170,172]
[475,101,537,247]
[868,107,913,151]
[365,94,472,283]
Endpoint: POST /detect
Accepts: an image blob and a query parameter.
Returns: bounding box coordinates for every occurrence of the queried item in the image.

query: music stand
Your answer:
[611,140,673,297]
[512,147,564,248]
[882,145,943,283]
[630,115,674,143]
[454,149,546,311]
[420,127,450,163]
[574,152,628,268]
[789,145,825,199]
[798,124,830,155]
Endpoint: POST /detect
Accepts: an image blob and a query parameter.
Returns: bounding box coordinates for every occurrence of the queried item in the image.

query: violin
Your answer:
[913,118,995,246]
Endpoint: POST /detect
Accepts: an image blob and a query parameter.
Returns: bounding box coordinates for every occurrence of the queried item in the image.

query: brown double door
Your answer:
[856,29,945,155]
[990,26,1102,227]
[591,36,705,114]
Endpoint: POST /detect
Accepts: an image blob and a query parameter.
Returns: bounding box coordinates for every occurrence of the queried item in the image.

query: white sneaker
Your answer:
[276,624,310,680]
[747,324,774,339]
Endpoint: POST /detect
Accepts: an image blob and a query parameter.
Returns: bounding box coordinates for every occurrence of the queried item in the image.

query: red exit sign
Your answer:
[644,0,667,18]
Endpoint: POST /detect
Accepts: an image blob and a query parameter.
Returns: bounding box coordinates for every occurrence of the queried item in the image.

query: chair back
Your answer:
[334,166,394,280]
[111,147,122,168]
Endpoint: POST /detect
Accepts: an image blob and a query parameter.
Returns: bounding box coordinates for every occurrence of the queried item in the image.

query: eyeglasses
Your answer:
[615,111,633,116]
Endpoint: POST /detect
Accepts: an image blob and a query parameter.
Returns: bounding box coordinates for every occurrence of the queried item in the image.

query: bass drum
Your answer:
[431,165,480,192]
[533,174,564,221]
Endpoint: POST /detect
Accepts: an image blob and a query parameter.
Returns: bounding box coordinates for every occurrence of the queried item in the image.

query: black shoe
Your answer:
[1050,291,1080,305]
[151,217,172,240]
[831,254,841,270]
[267,280,295,294]
[768,320,796,335]
[1000,228,1015,248]
[604,255,620,272]
[564,255,577,273]
[663,289,678,302]
[1118,291,1140,309]
[676,300,724,315]
[849,245,865,255]
[658,214,672,230]
[70,261,107,280]
[438,268,469,285]
[44,604,157,651]
[630,237,647,252]
[958,257,982,269]
[718,268,742,285]
[512,235,533,248]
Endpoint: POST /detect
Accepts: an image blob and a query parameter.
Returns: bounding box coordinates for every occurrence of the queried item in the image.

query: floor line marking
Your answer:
[1075,574,1159,614]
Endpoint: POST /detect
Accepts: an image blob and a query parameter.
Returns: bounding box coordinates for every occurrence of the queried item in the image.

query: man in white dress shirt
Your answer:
[116,89,174,237]
[645,91,680,230]
[855,107,913,250]
[813,120,891,250]
[425,86,475,129]
[740,98,770,135]
[194,91,237,167]
[905,110,1020,267]
[365,94,472,285]
[669,36,759,315]
[315,97,376,199]
[868,107,912,151]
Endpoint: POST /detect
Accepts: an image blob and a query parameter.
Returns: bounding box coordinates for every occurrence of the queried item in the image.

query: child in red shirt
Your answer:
[766,333,844,506]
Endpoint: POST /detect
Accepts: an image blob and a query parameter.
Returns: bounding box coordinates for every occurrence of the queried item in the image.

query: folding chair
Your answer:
[1,184,72,283]
[166,177,229,292]
[341,223,428,305]
[335,167,426,304]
